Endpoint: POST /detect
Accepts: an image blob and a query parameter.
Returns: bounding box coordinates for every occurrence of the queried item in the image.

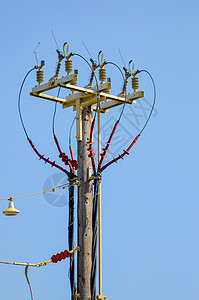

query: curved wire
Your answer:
[52,87,61,136]
[18,67,36,138]
[97,61,127,171]
[25,264,34,300]
[18,67,70,175]
[69,117,75,148]
[106,61,126,121]
[139,70,156,134]
[73,53,99,120]
[99,69,156,173]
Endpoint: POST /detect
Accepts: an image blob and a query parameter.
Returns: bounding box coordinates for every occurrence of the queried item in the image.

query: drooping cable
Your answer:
[52,86,77,173]
[97,62,127,171]
[28,138,70,175]
[106,61,126,122]
[73,53,99,120]
[91,178,100,300]
[139,70,156,134]
[0,247,79,267]
[68,184,76,300]
[99,70,156,172]
[99,134,140,172]
[25,264,33,300]
[69,117,75,149]
[52,87,61,136]
[0,183,72,201]
[18,67,36,138]
[69,117,76,163]
[18,67,70,175]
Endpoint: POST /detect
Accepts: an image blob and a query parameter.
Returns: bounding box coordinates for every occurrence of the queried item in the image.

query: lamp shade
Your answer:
[3,199,20,216]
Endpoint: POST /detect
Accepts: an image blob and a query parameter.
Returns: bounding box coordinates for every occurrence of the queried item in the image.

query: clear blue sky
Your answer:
[0,1,198,299]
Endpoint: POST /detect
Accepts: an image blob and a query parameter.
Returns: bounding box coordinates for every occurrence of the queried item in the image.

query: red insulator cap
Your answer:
[87,146,95,152]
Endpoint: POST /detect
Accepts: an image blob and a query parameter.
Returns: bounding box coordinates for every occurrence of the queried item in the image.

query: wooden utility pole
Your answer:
[77,107,93,300]
[30,54,144,300]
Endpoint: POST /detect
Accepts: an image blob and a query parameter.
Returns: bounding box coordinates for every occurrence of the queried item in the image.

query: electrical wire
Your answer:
[18,67,36,139]
[25,264,34,300]
[91,178,100,300]
[52,87,76,172]
[0,183,79,201]
[106,61,126,121]
[97,61,127,171]
[68,184,76,300]
[99,69,156,172]
[73,53,99,120]
[52,87,61,136]
[18,68,70,174]
[69,117,75,148]
[139,70,156,134]
[0,247,79,267]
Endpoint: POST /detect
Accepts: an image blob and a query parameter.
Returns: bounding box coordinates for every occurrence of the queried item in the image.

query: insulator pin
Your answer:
[65,59,73,75]
[36,70,44,85]
[131,76,139,91]
[99,68,106,83]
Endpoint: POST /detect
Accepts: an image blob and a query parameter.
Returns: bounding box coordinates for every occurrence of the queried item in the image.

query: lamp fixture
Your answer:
[3,197,20,216]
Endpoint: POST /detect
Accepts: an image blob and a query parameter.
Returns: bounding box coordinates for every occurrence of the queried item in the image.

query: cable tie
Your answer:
[87,146,95,152]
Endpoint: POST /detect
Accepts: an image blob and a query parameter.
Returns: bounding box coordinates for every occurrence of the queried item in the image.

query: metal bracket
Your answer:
[97,295,107,300]
[72,294,80,298]
[89,173,102,181]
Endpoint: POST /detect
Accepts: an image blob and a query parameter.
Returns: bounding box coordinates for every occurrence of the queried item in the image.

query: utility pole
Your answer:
[29,47,144,300]
[77,107,93,300]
